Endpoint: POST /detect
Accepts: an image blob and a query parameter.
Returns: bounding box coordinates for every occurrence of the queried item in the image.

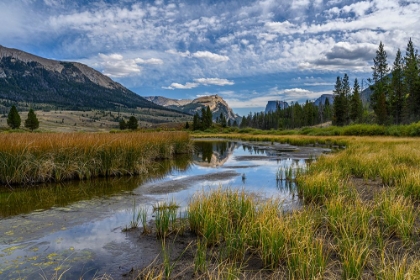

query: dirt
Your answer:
[350,176,388,202]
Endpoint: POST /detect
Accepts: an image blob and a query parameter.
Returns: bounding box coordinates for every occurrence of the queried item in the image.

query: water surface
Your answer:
[0,140,330,279]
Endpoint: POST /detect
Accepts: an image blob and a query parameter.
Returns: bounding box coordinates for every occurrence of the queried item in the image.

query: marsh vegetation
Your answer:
[135,135,420,279]
[0,131,191,186]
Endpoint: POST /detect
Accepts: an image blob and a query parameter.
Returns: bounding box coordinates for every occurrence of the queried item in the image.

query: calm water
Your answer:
[0,140,330,279]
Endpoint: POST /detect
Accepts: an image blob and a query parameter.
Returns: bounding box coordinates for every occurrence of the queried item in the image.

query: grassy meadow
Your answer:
[137,134,420,279]
[0,108,191,132]
[0,131,192,186]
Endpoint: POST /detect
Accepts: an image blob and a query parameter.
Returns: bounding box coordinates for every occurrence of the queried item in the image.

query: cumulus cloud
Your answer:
[2,0,420,112]
[325,42,376,60]
[97,53,163,77]
[194,78,234,86]
[134,58,164,65]
[265,21,299,35]
[163,82,199,90]
[164,77,233,90]
[192,51,229,62]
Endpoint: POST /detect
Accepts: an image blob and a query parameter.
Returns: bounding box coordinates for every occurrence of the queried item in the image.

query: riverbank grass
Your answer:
[0,131,191,186]
[139,135,420,279]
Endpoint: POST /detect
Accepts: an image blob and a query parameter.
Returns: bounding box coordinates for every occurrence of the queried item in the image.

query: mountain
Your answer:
[145,96,192,107]
[146,94,241,123]
[314,94,334,106]
[265,101,289,113]
[0,45,169,111]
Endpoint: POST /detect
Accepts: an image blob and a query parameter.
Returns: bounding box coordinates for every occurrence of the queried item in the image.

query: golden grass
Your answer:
[0,131,191,186]
[158,134,420,279]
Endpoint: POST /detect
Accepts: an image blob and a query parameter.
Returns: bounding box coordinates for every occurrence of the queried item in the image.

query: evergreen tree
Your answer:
[227,119,231,127]
[370,41,390,124]
[119,118,127,130]
[342,74,351,124]
[323,98,332,122]
[390,48,405,124]
[350,79,363,123]
[333,76,346,126]
[24,108,39,131]
[201,107,207,129]
[404,38,420,120]
[185,121,190,129]
[193,113,200,130]
[7,105,21,129]
[205,106,213,129]
[233,120,238,127]
[220,112,227,127]
[127,116,138,130]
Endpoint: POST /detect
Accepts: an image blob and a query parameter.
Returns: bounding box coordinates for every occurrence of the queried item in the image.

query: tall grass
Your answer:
[176,134,420,278]
[0,131,191,186]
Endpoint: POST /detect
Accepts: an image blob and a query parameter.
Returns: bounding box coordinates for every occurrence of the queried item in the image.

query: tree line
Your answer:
[239,38,419,129]
[368,38,420,125]
[239,96,336,130]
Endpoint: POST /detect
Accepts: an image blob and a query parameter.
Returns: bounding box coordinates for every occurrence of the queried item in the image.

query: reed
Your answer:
[0,131,191,186]
[154,201,179,238]
[194,239,207,274]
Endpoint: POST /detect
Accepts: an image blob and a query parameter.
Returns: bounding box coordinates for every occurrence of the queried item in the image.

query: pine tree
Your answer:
[350,79,363,123]
[220,113,227,127]
[185,121,190,129]
[390,48,405,124]
[323,98,332,122]
[404,38,420,120]
[205,106,213,129]
[127,116,138,130]
[333,76,346,126]
[370,41,390,124]
[343,74,351,124]
[193,113,200,130]
[119,118,127,130]
[24,108,39,131]
[7,105,21,129]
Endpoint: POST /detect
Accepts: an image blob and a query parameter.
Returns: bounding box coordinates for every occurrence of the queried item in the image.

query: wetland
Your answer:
[0,139,329,279]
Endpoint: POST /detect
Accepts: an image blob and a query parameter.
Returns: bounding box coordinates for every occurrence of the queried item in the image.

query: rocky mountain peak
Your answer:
[0,45,121,90]
[146,94,240,122]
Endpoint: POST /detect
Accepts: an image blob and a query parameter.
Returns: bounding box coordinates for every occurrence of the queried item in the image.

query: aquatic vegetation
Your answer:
[0,131,191,186]
[154,201,180,238]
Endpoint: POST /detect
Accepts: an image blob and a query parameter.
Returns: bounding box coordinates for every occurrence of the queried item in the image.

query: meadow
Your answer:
[0,131,192,186]
[137,134,420,279]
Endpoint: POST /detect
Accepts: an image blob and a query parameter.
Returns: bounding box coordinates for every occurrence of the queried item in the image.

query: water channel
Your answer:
[0,140,330,279]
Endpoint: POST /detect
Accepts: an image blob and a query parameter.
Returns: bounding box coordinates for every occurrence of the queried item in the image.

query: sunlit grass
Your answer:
[0,131,191,186]
[173,134,420,278]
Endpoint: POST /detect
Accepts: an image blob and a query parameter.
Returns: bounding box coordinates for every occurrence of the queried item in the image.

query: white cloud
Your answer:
[265,21,299,35]
[194,78,234,86]
[97,53,163,77]
[192,51,229,62]
[134,58,164,65]
[164,82,199,90]
[166,50,191,57]
[163,77,233,90]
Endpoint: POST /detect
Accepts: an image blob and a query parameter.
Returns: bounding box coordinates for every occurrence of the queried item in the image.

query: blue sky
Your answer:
[1,0,419,116]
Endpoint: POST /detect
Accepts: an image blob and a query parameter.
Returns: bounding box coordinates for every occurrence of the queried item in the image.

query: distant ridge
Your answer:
[146,94,241,122]
[0,45,170,111]
[265,101,289,113]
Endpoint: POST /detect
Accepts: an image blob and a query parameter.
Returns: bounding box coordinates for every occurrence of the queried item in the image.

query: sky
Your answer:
[1,0,419,116]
